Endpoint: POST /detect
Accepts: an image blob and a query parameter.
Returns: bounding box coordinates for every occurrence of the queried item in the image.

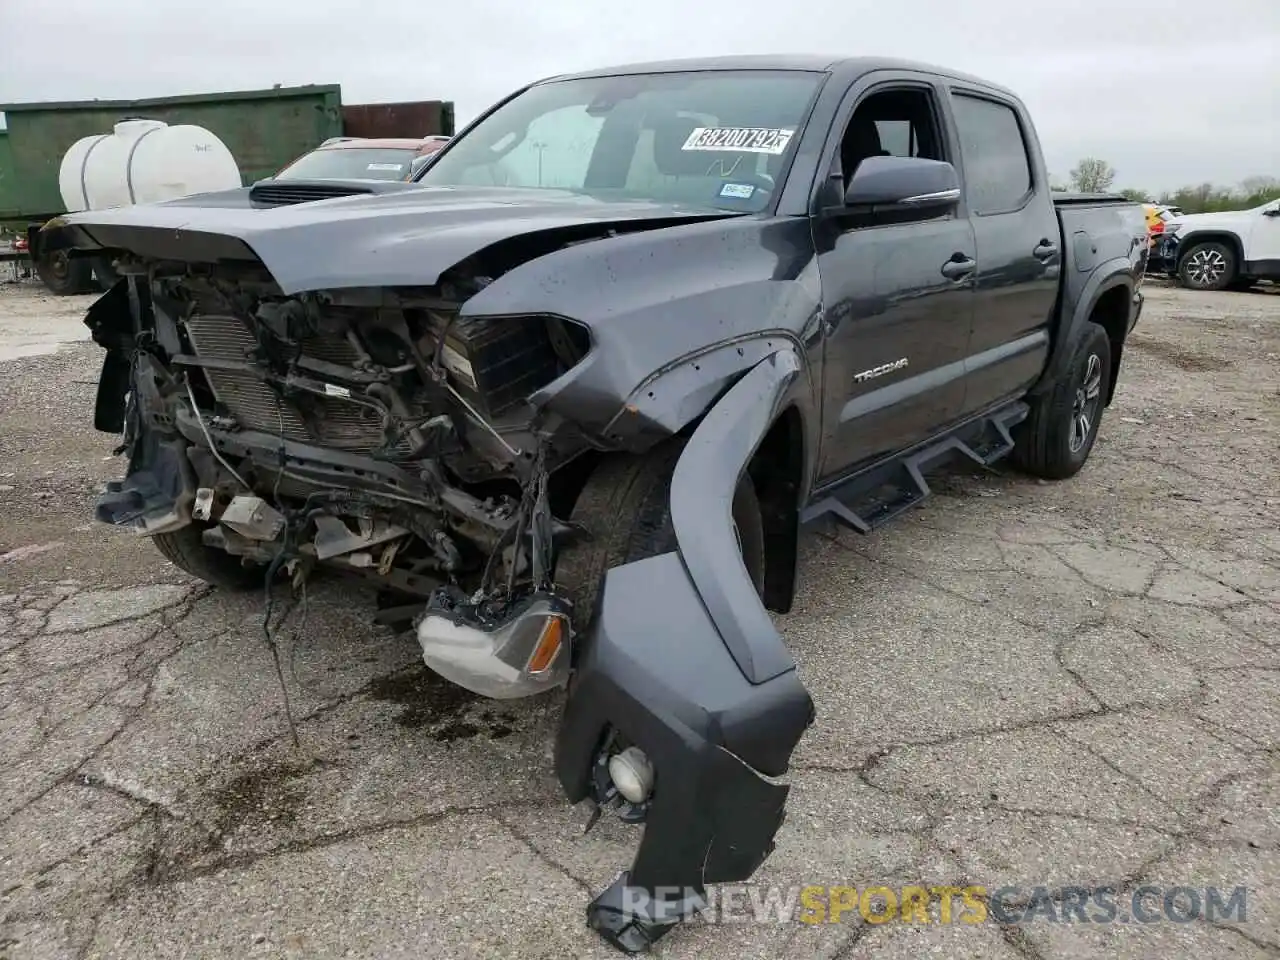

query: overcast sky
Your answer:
[1,0,1276,195]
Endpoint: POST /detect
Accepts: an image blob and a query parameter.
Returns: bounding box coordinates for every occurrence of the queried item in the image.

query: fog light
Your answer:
[608,747,654,804]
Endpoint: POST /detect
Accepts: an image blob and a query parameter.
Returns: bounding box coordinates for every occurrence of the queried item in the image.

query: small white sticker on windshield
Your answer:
[681,127,795,155]
[367,162,404,171]
[719,182,755,199]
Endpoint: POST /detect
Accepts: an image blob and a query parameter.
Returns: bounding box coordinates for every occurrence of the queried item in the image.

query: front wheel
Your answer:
[1012,321,1112,480]
[553,439,765,633]
[152,523,265,591]
[1178,241,1237,291]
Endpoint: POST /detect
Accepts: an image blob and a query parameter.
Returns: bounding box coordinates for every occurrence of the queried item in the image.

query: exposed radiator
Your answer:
[184,313,388,451]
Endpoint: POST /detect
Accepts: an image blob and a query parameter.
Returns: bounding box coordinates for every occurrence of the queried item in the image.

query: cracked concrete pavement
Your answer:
[1,280,1278,959]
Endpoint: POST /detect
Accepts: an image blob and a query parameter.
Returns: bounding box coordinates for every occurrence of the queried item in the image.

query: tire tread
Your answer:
[152,524,262,591]
[1013,320,1112,480]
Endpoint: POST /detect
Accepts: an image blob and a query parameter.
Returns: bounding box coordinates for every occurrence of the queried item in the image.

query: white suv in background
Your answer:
[1163,198,1280,290]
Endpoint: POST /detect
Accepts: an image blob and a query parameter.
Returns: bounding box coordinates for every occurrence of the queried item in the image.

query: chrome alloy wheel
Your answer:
[1185,247,1227,288]
[1069,353,1103,453]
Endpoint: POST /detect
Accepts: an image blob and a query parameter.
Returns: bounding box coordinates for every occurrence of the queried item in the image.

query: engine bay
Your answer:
[88,257,602,698]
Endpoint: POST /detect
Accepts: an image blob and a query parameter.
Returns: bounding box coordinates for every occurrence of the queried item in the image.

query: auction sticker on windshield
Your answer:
[681,127,795,154]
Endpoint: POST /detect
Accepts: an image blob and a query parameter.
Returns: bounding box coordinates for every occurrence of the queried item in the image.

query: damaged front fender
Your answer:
[554,349,815,953]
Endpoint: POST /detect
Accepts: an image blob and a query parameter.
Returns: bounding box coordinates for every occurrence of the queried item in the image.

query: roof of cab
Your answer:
[541,54,1017,99]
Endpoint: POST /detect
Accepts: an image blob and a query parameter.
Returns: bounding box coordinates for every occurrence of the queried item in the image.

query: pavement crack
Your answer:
[998,922,1050,960]
[490,810,596,895]
[1054,727,1185,812]
[827,919,870,959]
[42,587,195,638]
[864,706,1115,758]
[1193,713,1273,752]
[72,914,101,960]
[154,797,555,886]
[981,804,1184,836]
[1212,920,1280,952]
[75,770,181,819]
[1052,620,1109,707]
[26,812,150,881]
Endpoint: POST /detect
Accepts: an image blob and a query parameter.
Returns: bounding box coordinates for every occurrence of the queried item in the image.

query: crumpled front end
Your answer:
[60,198,817,951]
[554,351,815,952]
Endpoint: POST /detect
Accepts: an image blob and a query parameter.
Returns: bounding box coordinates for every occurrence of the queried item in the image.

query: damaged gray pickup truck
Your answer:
[38,55,1147,952]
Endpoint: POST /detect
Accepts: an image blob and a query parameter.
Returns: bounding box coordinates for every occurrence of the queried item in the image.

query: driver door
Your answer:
[813,76,977,483]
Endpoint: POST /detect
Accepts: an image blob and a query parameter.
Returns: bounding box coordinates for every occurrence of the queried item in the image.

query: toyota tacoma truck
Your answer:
[37,55,1147,953]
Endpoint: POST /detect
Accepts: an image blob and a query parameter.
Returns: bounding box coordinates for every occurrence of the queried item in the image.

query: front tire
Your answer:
[1013,321,1112,480]
[1178,241,1237,291]
[554,439,765,633]
[152,523,264,591]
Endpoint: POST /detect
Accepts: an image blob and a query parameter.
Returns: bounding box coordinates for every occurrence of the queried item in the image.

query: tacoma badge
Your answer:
[853,357,909,383]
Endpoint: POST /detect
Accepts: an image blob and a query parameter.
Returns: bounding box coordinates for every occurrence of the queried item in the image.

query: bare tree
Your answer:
[1240,175,1280,198]
[1069,158,1116,194]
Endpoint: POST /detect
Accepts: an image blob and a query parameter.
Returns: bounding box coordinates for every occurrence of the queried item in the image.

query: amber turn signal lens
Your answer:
[525,617,565,675]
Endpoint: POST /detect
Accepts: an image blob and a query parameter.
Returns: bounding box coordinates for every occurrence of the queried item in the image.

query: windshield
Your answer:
[275,147,419,182]
[417,70,823,213]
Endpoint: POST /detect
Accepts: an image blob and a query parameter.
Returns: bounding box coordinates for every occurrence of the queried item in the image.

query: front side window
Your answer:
[950,93,1033,215]
[275,148,419,182]
[418,70,824,212]
[837,87,946,190]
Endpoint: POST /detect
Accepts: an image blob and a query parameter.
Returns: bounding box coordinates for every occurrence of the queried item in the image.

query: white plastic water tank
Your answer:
[58,118,242,213]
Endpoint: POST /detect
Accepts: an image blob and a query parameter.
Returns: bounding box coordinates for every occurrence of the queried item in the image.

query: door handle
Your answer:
[1033,239,1059,262]
[941,254,976,281]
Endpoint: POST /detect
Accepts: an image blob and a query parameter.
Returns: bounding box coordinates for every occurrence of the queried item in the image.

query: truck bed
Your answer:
[1054,193,1148,317]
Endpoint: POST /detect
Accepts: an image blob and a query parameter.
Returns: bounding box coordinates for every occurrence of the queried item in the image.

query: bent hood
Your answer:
[40,184,737,295]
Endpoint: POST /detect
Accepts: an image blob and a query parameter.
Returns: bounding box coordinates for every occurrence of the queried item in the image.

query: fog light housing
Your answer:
[608,746,654,804]
[415,590,570,699]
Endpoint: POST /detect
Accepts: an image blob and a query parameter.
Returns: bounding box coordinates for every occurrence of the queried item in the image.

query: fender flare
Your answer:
[552,347,815,951]
[669,346,806,684]
[1031,257,1132,395]
[593,332,814,452]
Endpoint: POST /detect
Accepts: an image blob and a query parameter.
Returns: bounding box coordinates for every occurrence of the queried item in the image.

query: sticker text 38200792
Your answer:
[680,127,796,155]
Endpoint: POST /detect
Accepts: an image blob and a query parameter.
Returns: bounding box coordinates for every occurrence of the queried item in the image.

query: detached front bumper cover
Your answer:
[554,349,815,953]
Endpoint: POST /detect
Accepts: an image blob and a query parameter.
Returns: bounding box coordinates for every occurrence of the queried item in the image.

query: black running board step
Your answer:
[800,400,1029,534]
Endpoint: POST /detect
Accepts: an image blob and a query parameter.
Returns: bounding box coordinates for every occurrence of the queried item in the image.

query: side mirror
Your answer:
[843,155,961,213]
[1263,206,1280,217]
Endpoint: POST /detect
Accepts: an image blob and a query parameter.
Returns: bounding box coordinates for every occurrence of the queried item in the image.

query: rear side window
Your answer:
[950,94,1032,214]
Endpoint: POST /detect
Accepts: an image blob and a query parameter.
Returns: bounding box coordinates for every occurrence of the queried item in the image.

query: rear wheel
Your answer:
[152,523,264,591]
[35,250,95,295]
[1178,241,1237,291]
[1012,321,1112,480]
[554,439,765,633]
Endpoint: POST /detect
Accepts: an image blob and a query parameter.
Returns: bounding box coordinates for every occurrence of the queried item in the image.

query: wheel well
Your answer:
[1178,232,1245,273]
[747,405,803,615]
[1089,285,1131,407]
